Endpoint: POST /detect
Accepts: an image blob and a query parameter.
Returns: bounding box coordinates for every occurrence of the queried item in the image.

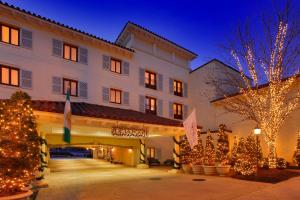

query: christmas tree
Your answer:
[190,133,204,165]
[204,134,215,166]
[180,135,192,165]
[234,135,262,175]
[215,124,230,165]
[230,136,238,166]
[294,130,300,167]
[0,92,40,196]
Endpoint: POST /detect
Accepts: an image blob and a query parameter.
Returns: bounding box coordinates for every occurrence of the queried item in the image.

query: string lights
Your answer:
[225,22,300,168]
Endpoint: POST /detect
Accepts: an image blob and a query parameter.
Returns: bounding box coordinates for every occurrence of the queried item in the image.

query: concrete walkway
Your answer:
[37,159,300,200]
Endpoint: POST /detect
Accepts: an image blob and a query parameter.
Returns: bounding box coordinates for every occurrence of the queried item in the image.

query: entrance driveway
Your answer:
[37,159,300,200]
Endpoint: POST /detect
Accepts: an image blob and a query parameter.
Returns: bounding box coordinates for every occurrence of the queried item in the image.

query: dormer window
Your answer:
[1,24,19,46]
[63,43,78,62]
[145,70,157,90]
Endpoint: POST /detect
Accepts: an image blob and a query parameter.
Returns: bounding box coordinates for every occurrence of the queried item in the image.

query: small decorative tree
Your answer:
[215,124,230,166]
[234,135,262,175]
[180,135,192,165]
[204,134,215,166]
[190,133,204,165]
[230,136,238,166]
[293,130,300,167]
[0,92,40,196]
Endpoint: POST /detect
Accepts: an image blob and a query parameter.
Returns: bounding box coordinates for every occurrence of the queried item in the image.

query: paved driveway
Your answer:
[37,159,300,200]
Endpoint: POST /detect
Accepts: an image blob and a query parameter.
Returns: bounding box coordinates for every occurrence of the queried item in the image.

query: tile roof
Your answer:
[116,21,198,57]
[0,1,134,53]
[31,100,183,127]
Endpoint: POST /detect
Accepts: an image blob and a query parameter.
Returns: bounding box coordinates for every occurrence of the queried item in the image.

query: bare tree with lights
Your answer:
[212,2,300,168]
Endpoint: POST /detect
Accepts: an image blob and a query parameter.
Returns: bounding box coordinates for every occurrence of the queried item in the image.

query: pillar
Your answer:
[173,135,180,169]
[139,139,146,164]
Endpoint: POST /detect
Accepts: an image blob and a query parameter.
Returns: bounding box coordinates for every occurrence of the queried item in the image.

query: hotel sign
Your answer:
[111,126,148,138]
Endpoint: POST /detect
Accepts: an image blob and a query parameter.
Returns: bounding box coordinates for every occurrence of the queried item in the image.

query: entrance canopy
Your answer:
[32,100,186,141]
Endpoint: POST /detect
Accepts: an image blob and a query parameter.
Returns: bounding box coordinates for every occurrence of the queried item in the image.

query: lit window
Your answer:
[173,103,183,120]
[0,65,19,87]
[63,43,78,62]
[63,78,78,96]
[110,88,122,104]
[1,24,19,46]
[173,80,183,96]
[147,147,155,158]
[110,58,121,74]
[145,71,156,90]
[146,96,157,115]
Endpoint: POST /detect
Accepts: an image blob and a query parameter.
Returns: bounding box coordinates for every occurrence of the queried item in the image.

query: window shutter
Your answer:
[103,55,110,70]
[139,68,145,86]
[169,78,173,94]
[21,29,32,49]
[79,47,88,64]
[21,70,32,89]
[52,39,62,57]
[139,95,145,112]
[169,102,173,118]
[183,105,189,119]
[52,76,62,94]
[123,91,129,105]
[158,74,163,91]
[183,82,188,97]
[122,61,130,75]
[157,99,163,116]
[102,87,109,102]
[79,81,88,98]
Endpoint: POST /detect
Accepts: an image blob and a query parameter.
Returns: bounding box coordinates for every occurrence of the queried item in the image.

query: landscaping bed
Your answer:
[232,169,300,183]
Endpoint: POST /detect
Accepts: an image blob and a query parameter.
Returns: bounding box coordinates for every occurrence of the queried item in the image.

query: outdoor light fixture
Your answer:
[128,148,132,153]
[254,126,261,135]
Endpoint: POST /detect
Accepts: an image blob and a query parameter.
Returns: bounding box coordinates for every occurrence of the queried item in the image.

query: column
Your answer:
[139,139,146,164]
[173,135,180,169]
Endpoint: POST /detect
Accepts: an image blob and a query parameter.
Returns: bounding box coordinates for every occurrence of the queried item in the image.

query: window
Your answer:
[173,80,183,96]
[173,103,183,120]
[0,65,19,87]
[63,43,78,62]
[145,71,157,90]
[110,88,122,104]
[63,78,78,96]
[0,24,19,46]
[147,147,155,159]
[110,58,121,74]
[146,96,157,115]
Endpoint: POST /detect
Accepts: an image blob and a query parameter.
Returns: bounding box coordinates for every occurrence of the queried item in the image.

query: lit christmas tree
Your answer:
[204,134,215,166]
[180,135,192,165]
[294,130,300,167]
[230,136,238,166]
[234,135,262,175]
[190,133,204,165]
[215,124,230,165]
[0,92,40,196]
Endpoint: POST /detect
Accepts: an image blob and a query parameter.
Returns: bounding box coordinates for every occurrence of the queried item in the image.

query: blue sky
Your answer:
[3,0,299,69]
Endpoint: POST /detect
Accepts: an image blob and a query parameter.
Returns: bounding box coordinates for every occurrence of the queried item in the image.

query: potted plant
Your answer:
[0,92,40,199]
[191,134,204,175]
[203,133,217,175]
[215,124,231,176]
[180,136,192,173]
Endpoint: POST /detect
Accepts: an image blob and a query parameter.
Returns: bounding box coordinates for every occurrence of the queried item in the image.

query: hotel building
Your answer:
[0,2,299,168]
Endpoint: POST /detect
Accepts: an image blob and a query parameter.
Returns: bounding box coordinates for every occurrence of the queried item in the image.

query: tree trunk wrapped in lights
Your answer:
[215,124,230,166]
[0,92,40,197]
[204,134,215,166]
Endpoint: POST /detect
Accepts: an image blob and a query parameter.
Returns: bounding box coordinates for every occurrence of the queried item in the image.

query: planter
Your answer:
[203,165,217,175]
[192,165,204,175]
[0,190,33,200]
[181,164,192,174]
[216,165,231,176]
